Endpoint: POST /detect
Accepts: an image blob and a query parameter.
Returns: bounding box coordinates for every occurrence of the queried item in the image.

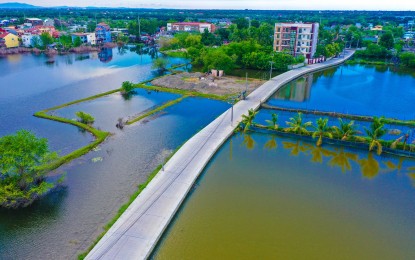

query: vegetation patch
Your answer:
[42,89,121,112]
[0,130,63,208]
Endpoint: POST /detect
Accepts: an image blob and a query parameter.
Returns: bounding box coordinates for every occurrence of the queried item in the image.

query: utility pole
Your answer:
[245,72,248,93]
[269,61,274,80]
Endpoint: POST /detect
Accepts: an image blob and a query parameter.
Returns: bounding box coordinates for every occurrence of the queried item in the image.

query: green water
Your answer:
[153,133,415,259]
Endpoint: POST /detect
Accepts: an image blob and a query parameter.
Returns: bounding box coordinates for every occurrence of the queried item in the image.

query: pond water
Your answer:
[152,64,415,259]
[153,132,415,259]
[0,47,183,154]
[50,89,181,133]
[0,48,231,259]
[0,97,230,259]
[267,64,415,120]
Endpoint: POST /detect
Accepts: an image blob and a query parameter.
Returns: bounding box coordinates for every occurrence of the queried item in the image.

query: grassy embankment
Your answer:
[252,123,414,157]
[261,104,415,127]
[32,90,122,172]
[34,68,232,171]
[345,58,393,66]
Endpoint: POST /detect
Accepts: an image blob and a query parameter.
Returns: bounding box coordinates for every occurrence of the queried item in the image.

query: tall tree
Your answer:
[379,31,395,49]
[0,130,59,208]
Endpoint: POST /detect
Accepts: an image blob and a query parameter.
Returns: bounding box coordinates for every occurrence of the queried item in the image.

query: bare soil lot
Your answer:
[151,72,265,96]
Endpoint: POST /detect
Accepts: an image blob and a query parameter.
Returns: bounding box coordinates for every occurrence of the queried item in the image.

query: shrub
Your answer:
[76,111,95,125]
[121,81,135,94]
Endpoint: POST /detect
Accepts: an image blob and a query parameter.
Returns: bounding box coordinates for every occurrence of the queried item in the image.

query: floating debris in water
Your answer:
[92,147,101,152]
[389,129,402,135]
[91,157,103,163]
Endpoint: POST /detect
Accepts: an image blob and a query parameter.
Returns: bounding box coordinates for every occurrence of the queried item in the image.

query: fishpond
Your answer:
[0,48,231,259]
[153,132,415,259]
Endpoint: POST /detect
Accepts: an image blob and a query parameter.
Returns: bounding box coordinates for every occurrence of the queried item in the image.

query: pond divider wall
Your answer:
[85,50,356,259]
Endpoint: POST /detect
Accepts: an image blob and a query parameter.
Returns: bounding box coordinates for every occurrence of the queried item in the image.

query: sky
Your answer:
[2,0,415,10]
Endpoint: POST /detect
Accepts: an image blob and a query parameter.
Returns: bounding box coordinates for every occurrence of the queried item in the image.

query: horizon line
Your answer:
[0,2,415,11]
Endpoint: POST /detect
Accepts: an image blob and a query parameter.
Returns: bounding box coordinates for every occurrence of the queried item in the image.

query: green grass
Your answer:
[34,111,110,172]
[345,58,394,66]
[126,96,188,125]
[160,50,188,59]
[166,52,188,58]
[42,89,121,112]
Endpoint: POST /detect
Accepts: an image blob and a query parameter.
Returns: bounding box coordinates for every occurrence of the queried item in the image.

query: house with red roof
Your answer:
[0,31,19,48]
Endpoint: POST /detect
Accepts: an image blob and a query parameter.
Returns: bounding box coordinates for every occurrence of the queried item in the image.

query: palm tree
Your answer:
[312,118,333,146]
[241,109,258,133]
[364,117,388,155]
[284,112,313,135]
[332,118,358,141]
[265,113,278,130]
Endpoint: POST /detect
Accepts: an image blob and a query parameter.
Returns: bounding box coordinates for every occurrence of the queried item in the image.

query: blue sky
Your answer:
[2,0,415,10]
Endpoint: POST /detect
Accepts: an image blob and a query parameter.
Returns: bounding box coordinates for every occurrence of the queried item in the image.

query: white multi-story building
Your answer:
[273,22,319,58]
[71,32,96,45]
[22,33,41,47]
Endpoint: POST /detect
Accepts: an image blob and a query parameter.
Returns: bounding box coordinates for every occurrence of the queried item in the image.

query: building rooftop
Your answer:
[172,22,211,26]
[0,32,9,38]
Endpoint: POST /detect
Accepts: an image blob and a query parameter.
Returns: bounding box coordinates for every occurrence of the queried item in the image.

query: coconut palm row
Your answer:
[240,109,413,155]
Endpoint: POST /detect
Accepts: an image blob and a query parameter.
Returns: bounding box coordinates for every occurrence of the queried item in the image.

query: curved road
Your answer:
[87,50,355,260]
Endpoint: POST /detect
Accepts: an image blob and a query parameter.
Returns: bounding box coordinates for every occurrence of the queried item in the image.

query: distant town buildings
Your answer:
[44,18,54,27]
[24,18,43,27]
[0,16,116,48]
[95,23,112,43]
[273,22,319,58]
[22,33,40,47]
[371,25,383,31]
[167,22,216,33]
[71,32,96,45]
[0,31,19,48]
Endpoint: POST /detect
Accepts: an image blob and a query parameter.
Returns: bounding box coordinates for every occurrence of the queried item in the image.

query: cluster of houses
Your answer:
[0,17,112,49]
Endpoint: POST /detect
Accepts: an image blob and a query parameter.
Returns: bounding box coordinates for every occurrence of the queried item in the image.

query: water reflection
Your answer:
[264,136,277,150]
[267,64,415,120]
[242,134,255,150]
[98,48,113,63]
[328,148,358,173]
[273,74,313,102]
[153,132,415,259]
[264,134,414,181]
